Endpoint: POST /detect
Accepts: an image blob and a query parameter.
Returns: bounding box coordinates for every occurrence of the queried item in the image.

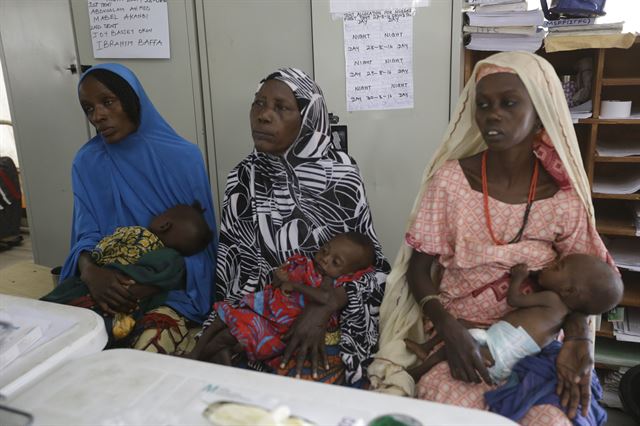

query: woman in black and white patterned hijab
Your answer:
[199,68,389,385]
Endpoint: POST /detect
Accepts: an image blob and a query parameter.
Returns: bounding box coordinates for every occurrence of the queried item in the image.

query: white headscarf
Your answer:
[368,51,596,396]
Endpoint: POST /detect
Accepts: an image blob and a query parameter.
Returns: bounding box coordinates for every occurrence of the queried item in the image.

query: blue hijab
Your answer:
[61,63,217,322]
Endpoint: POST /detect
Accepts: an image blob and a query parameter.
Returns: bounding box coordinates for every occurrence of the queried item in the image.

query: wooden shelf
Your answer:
[579,118,640,125]
[595,156,640,163]
[621,282,640,307]
[597,222,637,237]
[596,201,637,236]
[602,78,640,86]
[594,338,640,368]
[593,192,640,201]
[596,320,614,338]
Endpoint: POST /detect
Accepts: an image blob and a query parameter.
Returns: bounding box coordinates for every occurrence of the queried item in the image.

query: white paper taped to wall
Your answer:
[344,8,414,112]
[87,0,170,59]
[331,0,429,14]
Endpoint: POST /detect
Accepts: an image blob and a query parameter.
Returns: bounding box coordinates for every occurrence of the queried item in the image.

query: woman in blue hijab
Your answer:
[60,64,217,353]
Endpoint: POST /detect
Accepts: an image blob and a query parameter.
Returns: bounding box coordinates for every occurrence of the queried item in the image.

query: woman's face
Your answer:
[250,79,302,155]
[78,75,137,144]
[475,73,539,151]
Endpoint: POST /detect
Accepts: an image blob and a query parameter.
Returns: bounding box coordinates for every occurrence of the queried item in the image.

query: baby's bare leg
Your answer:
[209,328,241,366]
[406,346,446,382]
[187,318,227,360]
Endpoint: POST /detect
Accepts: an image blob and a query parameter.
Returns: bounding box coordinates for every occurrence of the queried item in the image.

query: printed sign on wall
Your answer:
[88,0,170,59]
[344,8,414,111]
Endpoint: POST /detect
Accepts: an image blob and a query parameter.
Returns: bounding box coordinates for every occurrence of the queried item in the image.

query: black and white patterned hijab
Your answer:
[212,68,389,383]
[264,67,333,163]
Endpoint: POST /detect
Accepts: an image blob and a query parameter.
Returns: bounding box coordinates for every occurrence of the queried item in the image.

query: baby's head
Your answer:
[148,201,213,257]
[538,253,623,315]
[314,232,376,279]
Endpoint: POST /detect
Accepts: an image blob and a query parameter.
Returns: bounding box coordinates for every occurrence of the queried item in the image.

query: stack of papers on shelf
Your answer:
[465,30,545,51]
[467,8,544,27]
[596,139,640,157]
[605,238,640,271]
[463,25,539,35]
[546,18,624,36]
[593,172,640,195]
[612,308,640,343]
[570,100,592,122]
[472,1,527,13]
[466,0,529,7]
[464,0,544,52]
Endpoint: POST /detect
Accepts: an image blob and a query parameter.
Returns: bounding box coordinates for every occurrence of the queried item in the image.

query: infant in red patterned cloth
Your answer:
[190,232,375,369]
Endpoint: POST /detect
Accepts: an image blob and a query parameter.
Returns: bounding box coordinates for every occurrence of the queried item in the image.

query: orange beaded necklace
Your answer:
[481,150,539,245]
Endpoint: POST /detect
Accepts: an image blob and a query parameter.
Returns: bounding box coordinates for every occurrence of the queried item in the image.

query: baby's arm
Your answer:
[508,264,559,309]
[271,264,290,288]
[127,284,162,301]
[188,318,229,361]
[284,276,333,305]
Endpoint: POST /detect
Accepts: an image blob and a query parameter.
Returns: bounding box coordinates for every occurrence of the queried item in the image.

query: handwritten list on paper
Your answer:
[88,0,170,59]
[344,9,413,112]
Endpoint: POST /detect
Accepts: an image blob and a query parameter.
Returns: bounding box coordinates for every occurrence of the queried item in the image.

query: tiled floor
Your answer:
[0,231,33,271]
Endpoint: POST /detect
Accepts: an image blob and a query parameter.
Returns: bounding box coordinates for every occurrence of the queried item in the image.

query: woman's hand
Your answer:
[81,263,137,315]
[281,285,347,378]
[556,339,593,419]
[280,302,332,379]
[558,312,594,419]
[433,315,493,385]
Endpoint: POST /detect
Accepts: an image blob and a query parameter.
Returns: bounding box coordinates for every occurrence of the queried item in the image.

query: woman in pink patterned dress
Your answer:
[368,52,614,425]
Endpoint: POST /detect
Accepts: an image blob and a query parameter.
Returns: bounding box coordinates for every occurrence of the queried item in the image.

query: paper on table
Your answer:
[0,305,76,360]
[0,315,43,368]
[200,384,370,426]
[102,381,372,426]
[343,9,414,111]
[596,139,640,157]
[593,172,640,194]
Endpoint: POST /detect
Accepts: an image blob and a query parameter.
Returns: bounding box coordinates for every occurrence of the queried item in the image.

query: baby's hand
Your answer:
[281,280,295,294]
[272,265,289,288]
[510,263,529,281]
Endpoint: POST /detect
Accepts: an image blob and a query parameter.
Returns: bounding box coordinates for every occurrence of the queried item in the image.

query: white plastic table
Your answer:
[5,349,517,425]
[0,294,107,398]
